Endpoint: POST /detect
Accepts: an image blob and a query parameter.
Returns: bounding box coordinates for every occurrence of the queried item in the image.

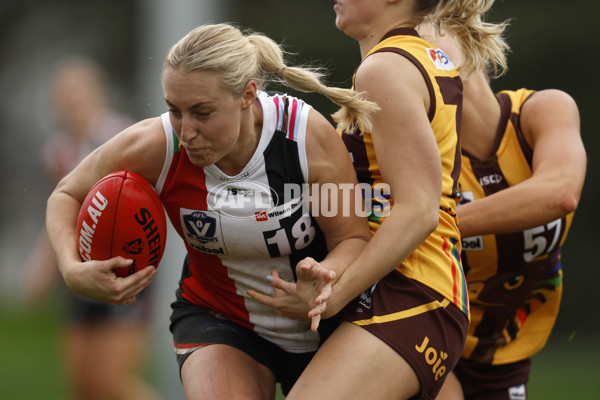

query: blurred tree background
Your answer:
[0,0,597,398]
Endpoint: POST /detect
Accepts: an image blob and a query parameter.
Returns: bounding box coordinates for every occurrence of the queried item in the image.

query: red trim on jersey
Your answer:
[173,341,214,350]
[288,98,298,140]
[442,236,459,307]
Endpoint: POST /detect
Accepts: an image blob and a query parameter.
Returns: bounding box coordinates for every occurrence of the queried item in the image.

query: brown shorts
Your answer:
[453,358,531,400]
[341,270,469,400]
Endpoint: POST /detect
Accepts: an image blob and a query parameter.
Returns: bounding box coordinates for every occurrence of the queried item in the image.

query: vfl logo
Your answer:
[183,211,217,243]
[415,336,448,381]
[426,48,455,71]
[122,238,143,255]
[182,210,227,255]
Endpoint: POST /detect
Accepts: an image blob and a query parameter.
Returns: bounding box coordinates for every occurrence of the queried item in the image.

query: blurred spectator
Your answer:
[22,56,161,400]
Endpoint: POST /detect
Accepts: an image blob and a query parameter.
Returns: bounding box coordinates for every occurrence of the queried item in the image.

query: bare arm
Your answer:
[46,117,167,304]
[325,52,442,316]
[457,89,586,237]
[305,108,372,277]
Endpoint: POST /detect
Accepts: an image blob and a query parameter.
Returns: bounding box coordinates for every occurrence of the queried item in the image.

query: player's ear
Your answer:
[241,80,257,109]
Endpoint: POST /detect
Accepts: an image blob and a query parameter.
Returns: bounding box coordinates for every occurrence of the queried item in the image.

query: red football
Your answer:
[76,170,167,277]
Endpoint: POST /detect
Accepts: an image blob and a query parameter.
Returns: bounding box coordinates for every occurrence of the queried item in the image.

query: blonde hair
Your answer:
[418,0,510,77]
[164,23,379,133]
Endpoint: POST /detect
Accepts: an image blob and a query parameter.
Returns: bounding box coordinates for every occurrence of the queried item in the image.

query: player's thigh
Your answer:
[435,371,464,400]
[90,320,149,375]
[182,344,276,400]
[287,322,420,400]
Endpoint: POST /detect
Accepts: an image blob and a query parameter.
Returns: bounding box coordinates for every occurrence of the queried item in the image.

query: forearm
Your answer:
[46,188,83,282]
[326,206,437,316]
[319,236,369,281]
[458,174,582,237]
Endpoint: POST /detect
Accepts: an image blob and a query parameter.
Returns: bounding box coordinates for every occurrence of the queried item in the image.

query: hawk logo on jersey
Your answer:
[426,48,455,71]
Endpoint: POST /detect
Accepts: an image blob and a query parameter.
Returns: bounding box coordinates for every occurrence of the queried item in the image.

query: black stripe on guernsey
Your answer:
[437,76,463,198]
[342,127,374,187]
[263,131,303,207]
[373,47,436,121]
[262,117,328,278]
[380,27,420,42]
[496,92,535,169]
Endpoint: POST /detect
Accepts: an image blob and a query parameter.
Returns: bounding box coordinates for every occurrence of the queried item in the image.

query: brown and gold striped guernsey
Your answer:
[459,89,572,364]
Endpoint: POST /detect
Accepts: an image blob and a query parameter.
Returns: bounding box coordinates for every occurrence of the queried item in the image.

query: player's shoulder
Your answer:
[525,89,576,110]
[521,89,578,124]
[357,49,425,92]
[117,117,165,145]
[96,116,167,183]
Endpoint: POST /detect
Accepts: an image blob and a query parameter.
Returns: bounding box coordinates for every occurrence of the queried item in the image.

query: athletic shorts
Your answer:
[453,357,531,400]
[66,285,153,324]
[169,297,339,395]
[341,269,469,400]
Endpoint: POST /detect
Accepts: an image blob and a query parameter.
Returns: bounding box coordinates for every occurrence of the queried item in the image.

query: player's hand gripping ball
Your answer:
[76,170,167,277]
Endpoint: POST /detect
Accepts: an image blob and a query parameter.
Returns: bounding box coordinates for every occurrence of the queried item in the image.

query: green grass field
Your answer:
[0,299,597,399]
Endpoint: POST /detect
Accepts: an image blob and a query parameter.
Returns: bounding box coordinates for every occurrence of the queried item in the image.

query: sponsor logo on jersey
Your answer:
[456,190,484,251]
[508,384,526,400]
[462,236,484,251]
[479,173,504,186]
[426,48,455,71]
[255,211,268,221]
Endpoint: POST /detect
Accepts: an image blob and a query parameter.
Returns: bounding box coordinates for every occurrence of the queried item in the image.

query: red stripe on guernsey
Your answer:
[288,98,298,140]
[442,236,467,314]
[180,252,252,331]
[160,151,252,331]
[442,237,458,306]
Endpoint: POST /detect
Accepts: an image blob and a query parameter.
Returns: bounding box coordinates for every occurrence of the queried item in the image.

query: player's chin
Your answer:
[186,149,214,166]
